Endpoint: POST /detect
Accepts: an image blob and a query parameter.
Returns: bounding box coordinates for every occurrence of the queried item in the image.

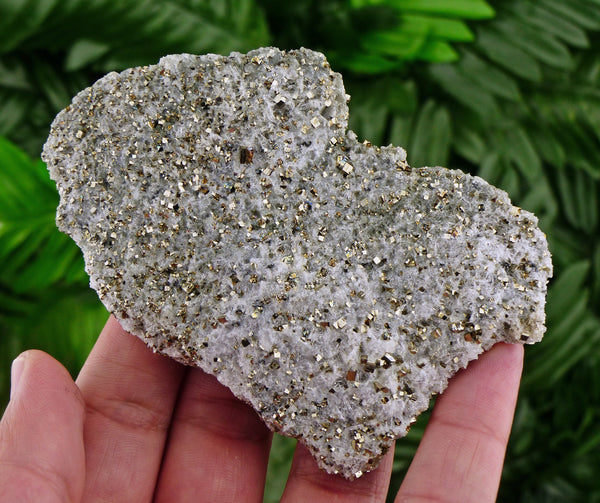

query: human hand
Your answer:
[0,315,523,502]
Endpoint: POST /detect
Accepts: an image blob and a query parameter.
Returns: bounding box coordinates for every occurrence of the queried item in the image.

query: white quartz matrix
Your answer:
[42,47,552,478]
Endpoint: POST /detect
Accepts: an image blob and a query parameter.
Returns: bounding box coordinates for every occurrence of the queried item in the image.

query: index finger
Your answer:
[76,316,185,502]
[395,342,524,503]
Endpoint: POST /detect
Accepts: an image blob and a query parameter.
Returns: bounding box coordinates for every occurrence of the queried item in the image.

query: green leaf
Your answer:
[388,114,413,150]
[350,1,490,67]
[546,260,591,324]
[0,56,33,91]
[0,284,34,319]
[453,127,487,164]
[519,177,559,228]
[264,434,296,503]
[0,0,59,52]
[0,137,86,292]
[549,227,589,269]
[550,120,600,179]
[505,127,542,184]
[30,59,75,112]
[65,39,111,71]
[382,79,419,115]
[593,242,600,304]
[528,127,566,170]
[458,50,521,101]
[348,90,390,146]
[475,28,542,82]
[6,0,271,67]
[401,14,475,42]
[499,162,521,198]
[574,171,598,233]
[347,78,417,145]
[0,90,30,137]
[15,233,84,292]
[361,30,427,59]
[2,286,108,375]
[333,51,401,74]
[384,0,495,19]
[408,100,452,167]
[507,2,590,49]
[0,138,55,213]
[429,63,499,117]
[575,428,600,458]
[418,40,459,63]
[477,152,502,187]
[548,292,591,345]
[539,0,600,31]
[493,18,574,69]
[556,170,599,233]
[522,258,600,391]
[524,311,600,389]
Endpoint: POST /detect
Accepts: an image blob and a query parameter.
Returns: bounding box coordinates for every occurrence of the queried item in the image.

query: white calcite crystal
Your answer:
[42,47,552,479]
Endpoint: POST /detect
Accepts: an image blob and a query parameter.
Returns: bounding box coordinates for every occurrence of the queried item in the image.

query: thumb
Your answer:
[0,350,86,503]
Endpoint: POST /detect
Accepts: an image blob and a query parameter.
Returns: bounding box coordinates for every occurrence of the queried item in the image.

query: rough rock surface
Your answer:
[42,47,552,478]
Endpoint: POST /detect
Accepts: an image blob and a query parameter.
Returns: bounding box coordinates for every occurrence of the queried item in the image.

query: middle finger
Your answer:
[154,367,273,503]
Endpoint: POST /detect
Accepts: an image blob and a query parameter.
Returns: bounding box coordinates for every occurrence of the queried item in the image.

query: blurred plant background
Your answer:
[1,0,599,501]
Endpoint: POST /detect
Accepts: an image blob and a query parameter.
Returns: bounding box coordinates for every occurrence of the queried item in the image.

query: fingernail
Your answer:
[10,355,26,400]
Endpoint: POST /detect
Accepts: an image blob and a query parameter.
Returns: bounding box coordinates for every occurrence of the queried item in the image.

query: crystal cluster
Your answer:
[42,47,552,478]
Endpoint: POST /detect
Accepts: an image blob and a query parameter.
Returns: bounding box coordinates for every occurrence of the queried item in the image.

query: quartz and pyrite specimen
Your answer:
[42,47,552,479]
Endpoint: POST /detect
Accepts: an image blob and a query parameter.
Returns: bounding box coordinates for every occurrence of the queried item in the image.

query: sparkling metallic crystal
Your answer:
[42,47,552,479]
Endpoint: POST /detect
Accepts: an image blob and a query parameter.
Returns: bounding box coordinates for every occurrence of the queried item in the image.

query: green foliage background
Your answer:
[1,0,599,501]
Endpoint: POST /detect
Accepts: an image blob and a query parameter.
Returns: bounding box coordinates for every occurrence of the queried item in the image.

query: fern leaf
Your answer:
[493,18,574,69]
[507,2,590,49]
[0,90,30,137]
[523,260,600,389]
[341,0,495,70]
[458,51,521,101]
[452,127,487,164]
[64,39,112,72]
[417,39,459,63]
[401,14,475,42]
[0,137,85,292]
[2,0,271,66]
[332,52,401,74]
[381,0,495,19]
[518,177,559,227]
[556,170,599,233]
[528,126,567,170]
[505,127,542,184]
[428,63,499,116]
[361,29,428,59]
[475,28,542,81]
[0,0,59,52]
[539,0,600,30]
[408,99,452,167]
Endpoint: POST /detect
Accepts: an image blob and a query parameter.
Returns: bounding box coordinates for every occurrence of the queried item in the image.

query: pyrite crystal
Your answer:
[42,48,552,478]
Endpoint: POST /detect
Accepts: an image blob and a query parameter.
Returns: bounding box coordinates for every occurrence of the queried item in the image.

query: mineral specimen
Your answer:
[42,47,552,478]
